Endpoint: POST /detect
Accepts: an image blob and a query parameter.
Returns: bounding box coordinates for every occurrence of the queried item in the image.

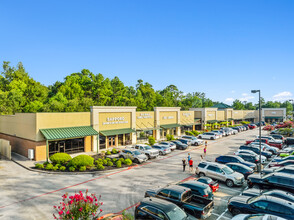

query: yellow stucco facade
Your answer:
[136,111,155,130]
[159,111,178,125]
[98,112,132,131]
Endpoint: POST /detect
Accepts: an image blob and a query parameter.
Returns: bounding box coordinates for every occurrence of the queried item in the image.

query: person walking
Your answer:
[182,158,187,172]
[189,158,193,172]
[187,153,191,163]
[204,146,207,157]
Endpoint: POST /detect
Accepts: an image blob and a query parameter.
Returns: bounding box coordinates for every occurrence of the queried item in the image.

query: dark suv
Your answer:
[247,173,294,193]
[215,155,256,170]
[135,197,197,220]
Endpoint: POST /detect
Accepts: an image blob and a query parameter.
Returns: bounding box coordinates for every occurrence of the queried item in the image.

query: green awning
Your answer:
[265,116,283,119]
[207,120,218,123]
[160,124,181,129]
[40,126,99,140]
[227,118,233,120]
[100,128,135,136]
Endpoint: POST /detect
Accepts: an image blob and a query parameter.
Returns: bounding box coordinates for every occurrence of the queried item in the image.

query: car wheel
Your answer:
[199,136,202,139]
[119,155,124,159]
[252,184,260,189]
[226,179,234,187]
[231,208,241,216]
[159,151,163,156]
[210,137,214,140]
[146,154,151,159]
[195,143,199,146]
[199,172,205,177]
[134,158,140,164]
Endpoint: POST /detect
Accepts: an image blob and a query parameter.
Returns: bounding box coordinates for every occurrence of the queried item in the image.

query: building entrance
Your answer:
[108,136,116,147]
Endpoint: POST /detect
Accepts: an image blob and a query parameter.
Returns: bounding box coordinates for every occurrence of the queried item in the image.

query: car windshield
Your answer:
[166,207,187,220]
[133,151,141,155]
[173,141,181,144]
[144,146,152,150]
[248,195,261,204]
[222,167,234,174]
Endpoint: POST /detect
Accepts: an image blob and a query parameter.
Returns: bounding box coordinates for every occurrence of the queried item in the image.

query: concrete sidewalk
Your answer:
[11,152,38,170]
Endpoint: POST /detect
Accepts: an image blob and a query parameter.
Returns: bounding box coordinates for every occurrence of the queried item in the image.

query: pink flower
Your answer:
[66,210,70,215]
[79,207,83,212]
[95,203,98,206]
[100,209,103,212]
[101,202,103,205]
[58,210,63,215]
[53,206,57,209]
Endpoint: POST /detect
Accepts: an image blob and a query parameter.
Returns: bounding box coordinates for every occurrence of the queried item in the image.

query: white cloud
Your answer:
[272,91,293,101]
[239,96,254,102]
[225,98,234,104]
[242,93,248,96]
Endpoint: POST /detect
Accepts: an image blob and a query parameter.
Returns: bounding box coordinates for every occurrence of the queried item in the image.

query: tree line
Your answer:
[0,62,292,115]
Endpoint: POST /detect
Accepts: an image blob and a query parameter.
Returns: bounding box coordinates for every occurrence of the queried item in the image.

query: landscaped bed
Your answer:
[34,149,133,172]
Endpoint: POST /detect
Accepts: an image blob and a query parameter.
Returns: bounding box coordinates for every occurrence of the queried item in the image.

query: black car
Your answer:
[228,195,294,218]
[177,181,213,200]
[215,155,256,170]
[285,138,294,146]
[226,163,254,179]
[171,140,188,150]
[237,153,259,164]
[270,134,284,141]
[135,197,197,220]
[241,188,294,203]
[261,165,294,175]
[247,173,294,193]
[239,145,272,159]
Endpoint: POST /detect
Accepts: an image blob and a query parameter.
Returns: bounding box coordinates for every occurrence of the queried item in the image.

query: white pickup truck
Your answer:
[129,144,159,159]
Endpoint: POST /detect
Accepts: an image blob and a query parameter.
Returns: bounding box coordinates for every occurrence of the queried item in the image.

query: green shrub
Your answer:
[79,166,87,172]
[45,163,54,170]
[119,158,125,163]
[107,161,113,166]
[148,136,156,145]
[185,131,194,136]
[116,161,122,168]
[97,164,105,170]
[59,166,66,171]
[106,150,111,155]
[106,158,111,161]
[95,159,103,165]
[103,159,108,165]
[124,158,132,166]
[43,161,50,166]
[55,164,61,168]
[52,166,59,171]
[49,153,71,165]
[166,134,175,141]
[69,166,75,172]
[111,148,118,154]
[112,158,117,163]
[35,163,44,169]
[191,130,200,136]
[67,155,94,168]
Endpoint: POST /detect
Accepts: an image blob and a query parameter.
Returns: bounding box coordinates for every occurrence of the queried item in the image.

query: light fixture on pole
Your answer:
[251,89,262,172]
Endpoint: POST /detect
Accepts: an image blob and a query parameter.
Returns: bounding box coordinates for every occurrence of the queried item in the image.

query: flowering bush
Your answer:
[53,190,103,220]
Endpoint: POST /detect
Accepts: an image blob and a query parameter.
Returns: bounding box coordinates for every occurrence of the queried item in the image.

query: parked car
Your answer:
[229,128,238,135]
[257,136,283,145]
[273,155,294,163]
[131,144,159,159]
[211,130,223,138]
[285,137,294,146]
[270,134,285,142]
[246,138,283,149]
[226,163,254,180]
[261,165,294,175]
[231,214,287,220]
[135,197,197,220]
[151,144,171,155]
[195,177,219,192]
[196,161,245,187]
[248,124,257,129]
[232,127,241,133]
[247,173,294,193]
[268,160,294,168]
[228,195,294,218]
[215,155,256,170]
[177,181,214,200]
[198,132,218,140]
[279,150,294,158]
[178,138,192,146]
[239,145,272,159]
[236,153,259,164]
[160,141,176,151]
[249,142,279,155]
[241,189,294,203]
[118,149,148,163]
[170,140,188,150]
[220,127,232,136]
[144,185,214,219]
[181,135,204,146]
[234,149,266,164]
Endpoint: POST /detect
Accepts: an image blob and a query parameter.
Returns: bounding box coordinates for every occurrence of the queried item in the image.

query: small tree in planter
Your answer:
[53,190,103,219]
[148,136,155,145]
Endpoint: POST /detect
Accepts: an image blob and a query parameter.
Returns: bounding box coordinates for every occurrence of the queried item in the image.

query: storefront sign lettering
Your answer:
[182,113,191,117]
[163,116,174,120]
[271,112,276,114]
[137,113,152,119]
[103,117,128,125]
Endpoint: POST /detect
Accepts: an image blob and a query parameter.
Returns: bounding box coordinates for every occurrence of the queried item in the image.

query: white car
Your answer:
[249,142,279,154]
[130,144,159,159]
[231,214,287,220]
[160,141,176,151]
[198,132,218,140]
[211,130,223,138]
[234,149,266,164]
[181,135,204,146]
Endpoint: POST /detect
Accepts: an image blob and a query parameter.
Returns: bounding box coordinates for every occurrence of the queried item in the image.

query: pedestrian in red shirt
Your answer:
[189,158,193,172]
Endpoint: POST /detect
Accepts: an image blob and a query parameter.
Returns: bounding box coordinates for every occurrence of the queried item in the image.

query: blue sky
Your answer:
[1,0,293,104]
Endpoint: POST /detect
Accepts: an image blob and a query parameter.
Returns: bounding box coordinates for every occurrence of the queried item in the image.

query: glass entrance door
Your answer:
[108,136,115,147]
[118,134,123,146]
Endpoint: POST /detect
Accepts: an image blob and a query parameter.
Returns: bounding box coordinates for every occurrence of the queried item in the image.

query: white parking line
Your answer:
[216,208,228,220]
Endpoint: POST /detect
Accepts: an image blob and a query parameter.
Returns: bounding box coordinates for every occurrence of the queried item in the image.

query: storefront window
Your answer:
[49,138,84,156]
[136,130,153,142]
[118,134,123,146]
[125,133,131,145]
[99,136,106,149]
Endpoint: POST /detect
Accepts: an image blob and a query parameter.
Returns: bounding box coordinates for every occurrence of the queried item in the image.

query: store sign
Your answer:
[103,117,128,125]
[182,113,191,117]
[208,114,214,117]
[271,112,276,114]
[163,116,174,120]
[137,113,152,119]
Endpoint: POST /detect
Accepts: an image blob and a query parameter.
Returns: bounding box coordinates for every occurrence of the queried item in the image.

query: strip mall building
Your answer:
[0,104,286,161]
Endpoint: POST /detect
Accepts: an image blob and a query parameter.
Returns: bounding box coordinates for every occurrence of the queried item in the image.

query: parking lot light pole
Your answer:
[251,89,262,173]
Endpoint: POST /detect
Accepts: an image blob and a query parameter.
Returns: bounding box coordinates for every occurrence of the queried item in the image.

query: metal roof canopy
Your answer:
[100,128,135,136]
[40,126,99,140]
[265,116,283,119]
[160,124,181,129]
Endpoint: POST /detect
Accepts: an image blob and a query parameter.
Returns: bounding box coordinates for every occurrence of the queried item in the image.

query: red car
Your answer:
[248,124,256,129]
[246,138,282,149]
[196,177,219,192]
[269,160,294,168]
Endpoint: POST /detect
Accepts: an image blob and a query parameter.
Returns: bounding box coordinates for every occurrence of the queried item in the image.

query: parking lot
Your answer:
[0,128,268,220]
